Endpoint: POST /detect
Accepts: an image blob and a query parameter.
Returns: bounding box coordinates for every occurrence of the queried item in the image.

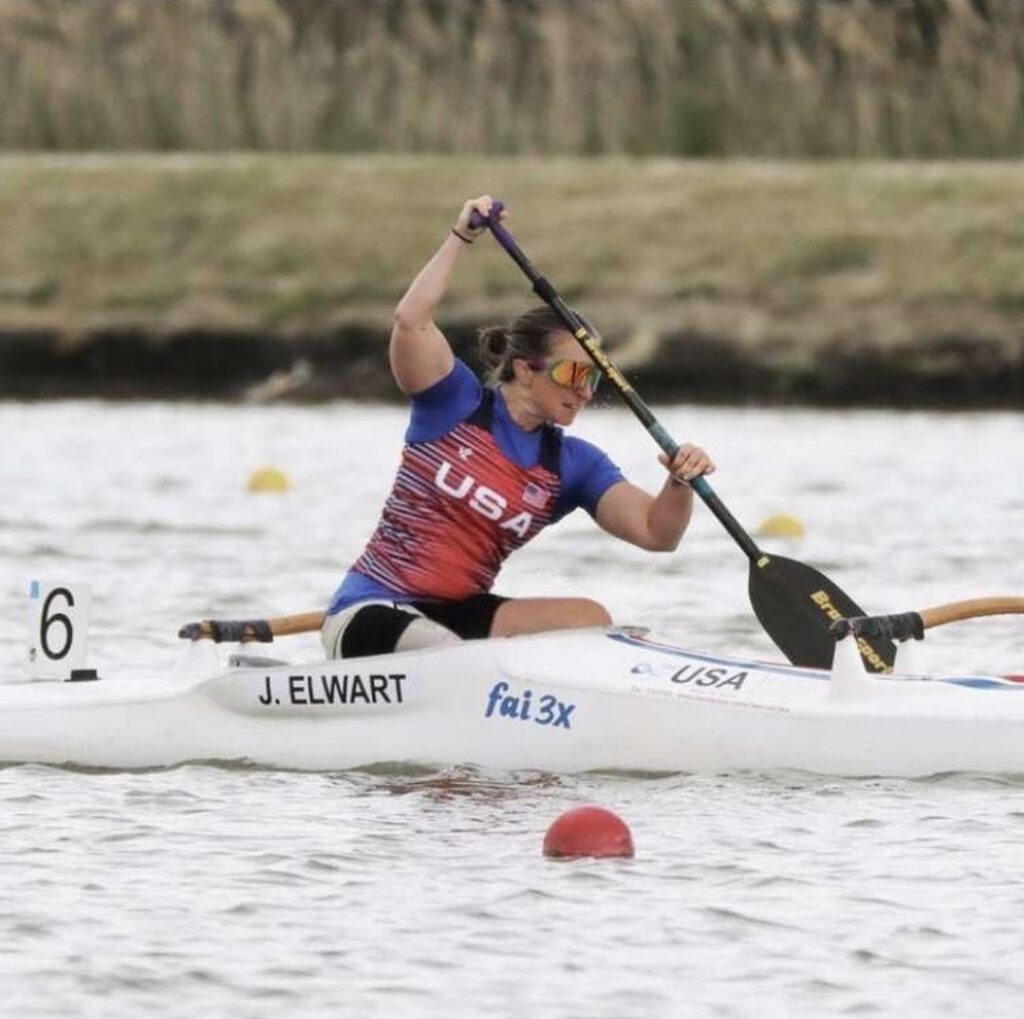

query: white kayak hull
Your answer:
[3,628,1023,776]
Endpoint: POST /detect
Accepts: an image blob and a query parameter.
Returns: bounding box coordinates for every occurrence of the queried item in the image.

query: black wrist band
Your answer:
[451,228,474,244]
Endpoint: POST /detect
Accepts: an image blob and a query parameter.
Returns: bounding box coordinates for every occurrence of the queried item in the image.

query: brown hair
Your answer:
[478,306,570,386]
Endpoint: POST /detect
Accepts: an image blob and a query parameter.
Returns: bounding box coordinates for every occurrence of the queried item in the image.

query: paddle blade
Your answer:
[749,554,896,672]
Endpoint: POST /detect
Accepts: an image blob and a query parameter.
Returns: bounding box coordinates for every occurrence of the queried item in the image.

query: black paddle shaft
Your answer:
[471,202,896,672]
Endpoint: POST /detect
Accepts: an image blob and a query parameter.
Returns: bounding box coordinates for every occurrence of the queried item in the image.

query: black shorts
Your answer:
[338,593,508,659]
[411,593,509,640]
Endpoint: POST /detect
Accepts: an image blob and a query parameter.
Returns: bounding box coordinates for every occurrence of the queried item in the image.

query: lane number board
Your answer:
[26,581,91,680]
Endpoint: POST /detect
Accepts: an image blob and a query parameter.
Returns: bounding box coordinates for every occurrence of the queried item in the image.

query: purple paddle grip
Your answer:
[468,200,505,232]
[468,201,521,261]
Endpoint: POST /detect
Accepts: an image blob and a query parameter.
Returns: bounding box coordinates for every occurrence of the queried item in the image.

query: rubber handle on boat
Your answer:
[831,612,924,643]
[178,610,324,642]
[179,618,274,643]
[833,596,1024,641]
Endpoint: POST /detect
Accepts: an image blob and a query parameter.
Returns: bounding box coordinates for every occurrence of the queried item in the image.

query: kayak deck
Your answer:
[1,628,1021,775]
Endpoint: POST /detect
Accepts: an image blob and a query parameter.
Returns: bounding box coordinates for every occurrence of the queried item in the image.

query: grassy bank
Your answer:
[4,0,1024,158]
[1,154,1022,405]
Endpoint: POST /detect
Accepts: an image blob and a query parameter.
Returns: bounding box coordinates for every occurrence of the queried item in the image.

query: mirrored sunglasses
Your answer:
[529,358,602,392]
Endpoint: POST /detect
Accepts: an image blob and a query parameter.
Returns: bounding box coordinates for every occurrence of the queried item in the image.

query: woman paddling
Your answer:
[322,196,715,659]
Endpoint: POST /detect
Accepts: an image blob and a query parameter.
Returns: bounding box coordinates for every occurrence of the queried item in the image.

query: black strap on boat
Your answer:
[830,612,924,643]
[178,619,274,643]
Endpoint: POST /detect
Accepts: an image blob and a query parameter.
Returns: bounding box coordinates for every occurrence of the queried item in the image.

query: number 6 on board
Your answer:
[26,581,91,680]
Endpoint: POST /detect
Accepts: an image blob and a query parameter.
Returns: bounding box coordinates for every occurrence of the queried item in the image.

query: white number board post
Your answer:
[26,581,91,680]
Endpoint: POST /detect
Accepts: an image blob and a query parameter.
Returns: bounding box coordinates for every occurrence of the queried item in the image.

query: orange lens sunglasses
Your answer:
[529,358,602,392]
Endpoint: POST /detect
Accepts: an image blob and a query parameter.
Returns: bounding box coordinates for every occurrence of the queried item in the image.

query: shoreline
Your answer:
[1,155,1022,408]
[3,322,1018,409]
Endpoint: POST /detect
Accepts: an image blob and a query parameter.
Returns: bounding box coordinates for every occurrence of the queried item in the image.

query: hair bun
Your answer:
[477,306,565,385]
[477,325,509,368]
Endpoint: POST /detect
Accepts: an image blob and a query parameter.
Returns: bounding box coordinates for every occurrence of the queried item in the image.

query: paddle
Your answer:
[831,596,1024,642]
[470,201,896,672]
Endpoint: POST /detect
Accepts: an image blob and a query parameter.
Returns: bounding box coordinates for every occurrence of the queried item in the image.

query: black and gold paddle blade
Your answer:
[749,553,896,672]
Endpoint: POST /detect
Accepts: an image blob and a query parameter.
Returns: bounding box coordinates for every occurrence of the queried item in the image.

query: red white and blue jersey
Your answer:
[327,360,624,615]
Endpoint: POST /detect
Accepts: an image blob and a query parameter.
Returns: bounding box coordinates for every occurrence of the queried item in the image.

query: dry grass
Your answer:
[1,154,1024,377]
[1,0,1024,157]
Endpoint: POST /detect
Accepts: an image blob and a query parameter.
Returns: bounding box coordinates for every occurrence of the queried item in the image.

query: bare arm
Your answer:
[594,444,715,551]
[389,196,500,395]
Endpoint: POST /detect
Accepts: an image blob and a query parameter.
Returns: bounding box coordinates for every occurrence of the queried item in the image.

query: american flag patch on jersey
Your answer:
[522,482,549,508]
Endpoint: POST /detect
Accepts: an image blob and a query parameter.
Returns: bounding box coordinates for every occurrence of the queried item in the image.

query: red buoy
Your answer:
[543,805,635,859]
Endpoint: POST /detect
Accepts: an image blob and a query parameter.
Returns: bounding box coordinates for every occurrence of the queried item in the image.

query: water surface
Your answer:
[1,400,1022,1017]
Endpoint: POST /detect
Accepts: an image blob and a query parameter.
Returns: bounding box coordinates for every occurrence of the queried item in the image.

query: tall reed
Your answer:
[1,0,1022,156]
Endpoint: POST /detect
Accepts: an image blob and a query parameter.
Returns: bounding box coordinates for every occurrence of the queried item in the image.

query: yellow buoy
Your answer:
[756,513,805,539]
[247,466,290,494]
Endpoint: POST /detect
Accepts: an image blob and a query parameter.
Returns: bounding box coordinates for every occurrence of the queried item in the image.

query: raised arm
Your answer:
[389,195,501,395]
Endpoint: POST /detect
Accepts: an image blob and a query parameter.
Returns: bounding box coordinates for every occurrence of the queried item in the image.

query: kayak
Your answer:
[3,626,1023,776]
